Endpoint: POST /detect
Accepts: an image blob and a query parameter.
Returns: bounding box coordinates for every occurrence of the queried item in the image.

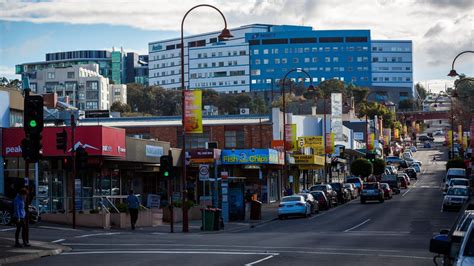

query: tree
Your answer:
[446,157,466,171]
[415,83,427,101]
[398,99,415,111]
[110,101,131,113]
[8,79,21,89]
[351,86,370,108]
[358,101,395,128]
[455,75,474,111]
[317,79,346,99]
[1,77,9,86]
[351,158,373,178]
[372,158,386,176]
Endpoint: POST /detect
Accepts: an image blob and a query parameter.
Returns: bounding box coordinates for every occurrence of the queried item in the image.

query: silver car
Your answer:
[442,186,470,211]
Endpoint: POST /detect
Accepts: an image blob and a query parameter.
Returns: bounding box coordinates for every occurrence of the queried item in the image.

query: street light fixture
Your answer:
[447,50,473,77]
[281,68,314,189]
[180,4,232,233]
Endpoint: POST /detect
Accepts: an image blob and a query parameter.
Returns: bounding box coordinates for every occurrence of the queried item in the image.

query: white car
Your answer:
[434,130,444,136]
[406,158,423,166]
[278,195,311,219]
[456,221,474,265]
[446,178,470,192]
[442,186,470,211]
[445,168,467,188]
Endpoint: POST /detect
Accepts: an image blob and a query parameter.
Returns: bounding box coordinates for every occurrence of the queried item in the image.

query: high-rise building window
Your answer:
[282,58,287,64]
[325,57,330,63]
[263,49,269,54]
[255,59,261,65]
[48,72,55,79]
[293,58,299,63]
[263,59,269,64]
[274,58,280,64]
[253,49,259,55]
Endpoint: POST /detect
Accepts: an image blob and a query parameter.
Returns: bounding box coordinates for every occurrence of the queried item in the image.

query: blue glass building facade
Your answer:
[246,26,372,91]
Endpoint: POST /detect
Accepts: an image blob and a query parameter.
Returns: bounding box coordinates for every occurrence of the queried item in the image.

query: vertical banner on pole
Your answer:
[184,90,203,134]
[285,124,297,151]
[331,93,343,141]
[463,134,468,149]
[458,125,463,144]
[368,133,375,151]
[447,130,453,147]
[325,133,334,154]
[394,128,399,139]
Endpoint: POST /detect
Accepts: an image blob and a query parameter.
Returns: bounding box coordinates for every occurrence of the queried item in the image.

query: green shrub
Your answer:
[115,203,128,213]
[372,158,386,175]
[351,158,373,178]
[446,157,465,171]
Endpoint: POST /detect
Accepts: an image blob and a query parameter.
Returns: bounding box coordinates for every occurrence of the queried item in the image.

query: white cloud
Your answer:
[0,65,18,80]
[0,0,473,82]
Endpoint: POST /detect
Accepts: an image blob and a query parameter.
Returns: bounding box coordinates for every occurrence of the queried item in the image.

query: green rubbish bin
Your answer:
[201,208,215,231]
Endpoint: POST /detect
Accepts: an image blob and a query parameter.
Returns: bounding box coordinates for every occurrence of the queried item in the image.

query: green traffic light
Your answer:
[29,120,37,127]
[164,171,169,177]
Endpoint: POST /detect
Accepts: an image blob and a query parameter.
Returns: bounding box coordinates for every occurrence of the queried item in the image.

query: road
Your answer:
[2,143,459,266]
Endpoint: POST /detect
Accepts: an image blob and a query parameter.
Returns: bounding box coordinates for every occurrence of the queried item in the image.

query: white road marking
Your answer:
[52,239,65,243]
[62,250,280,256]
[59,249,430,260]
[0,228,16,232]
[39,226,81,231]
[402,188,412,197]
[344,219,371,232]
[74,232,121,239]
[245,255,276,266]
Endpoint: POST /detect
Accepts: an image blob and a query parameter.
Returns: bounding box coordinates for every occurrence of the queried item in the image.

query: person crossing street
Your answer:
[127,190,140,230]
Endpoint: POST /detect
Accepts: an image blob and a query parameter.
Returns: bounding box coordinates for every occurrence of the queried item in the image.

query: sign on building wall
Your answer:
[221,149,280,165]
[145,145,164,158]
[325,133,335,154]
[297,136,324,155]
[331,93,343,141]
[354,132,364,141]
[184,90,203,134]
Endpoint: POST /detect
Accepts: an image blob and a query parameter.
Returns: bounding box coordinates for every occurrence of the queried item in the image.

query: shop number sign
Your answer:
[199,164,210,181]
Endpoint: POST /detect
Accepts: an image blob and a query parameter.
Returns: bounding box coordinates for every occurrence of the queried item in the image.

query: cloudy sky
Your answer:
[0,0,473,89]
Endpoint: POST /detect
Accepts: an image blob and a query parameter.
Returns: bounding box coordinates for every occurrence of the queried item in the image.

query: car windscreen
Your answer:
[463,228,474,257]
[310,185,326,191]
[452,180,469,186]
[447,188,468,196]
[364,183,378,190]
[282,196,302,202]
[310,192,324,200]
[330,184,341,190]
[461,216,474,232]
[448,175,467,180]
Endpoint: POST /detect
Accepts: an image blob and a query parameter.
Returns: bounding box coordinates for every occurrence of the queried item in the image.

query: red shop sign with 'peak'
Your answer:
[2,126,126,158]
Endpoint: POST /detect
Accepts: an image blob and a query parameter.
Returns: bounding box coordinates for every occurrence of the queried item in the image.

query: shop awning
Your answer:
[347,149,366,157]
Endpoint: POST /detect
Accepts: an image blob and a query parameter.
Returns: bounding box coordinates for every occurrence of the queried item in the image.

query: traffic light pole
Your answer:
[71,114,76,229]
[23,88,30,244]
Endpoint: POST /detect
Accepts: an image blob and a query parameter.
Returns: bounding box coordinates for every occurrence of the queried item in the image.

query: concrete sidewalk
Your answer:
[147,202,279,234]
[0,237,70,265]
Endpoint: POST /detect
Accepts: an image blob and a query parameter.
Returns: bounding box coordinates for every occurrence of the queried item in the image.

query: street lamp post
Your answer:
[180,4,233,233]
[281,68,314,190]
[446,50,473,159]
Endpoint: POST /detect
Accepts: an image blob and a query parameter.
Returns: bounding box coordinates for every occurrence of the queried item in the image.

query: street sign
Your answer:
[199,164,210,181]
[221,171,228,180]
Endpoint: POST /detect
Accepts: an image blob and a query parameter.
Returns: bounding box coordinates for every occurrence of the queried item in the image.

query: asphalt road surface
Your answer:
[2,141,459,266]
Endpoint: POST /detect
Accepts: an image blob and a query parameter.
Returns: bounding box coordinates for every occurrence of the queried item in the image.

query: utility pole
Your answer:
[71,114,76,229]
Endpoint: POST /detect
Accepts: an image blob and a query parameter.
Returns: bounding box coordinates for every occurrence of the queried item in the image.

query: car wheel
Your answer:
[379,198,384,203]
[0,210,12,225]
[278,215,284,220]
[360,198,366,204]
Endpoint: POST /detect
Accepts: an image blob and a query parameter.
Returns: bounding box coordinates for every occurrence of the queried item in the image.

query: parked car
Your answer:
[309,191,331,210]
[442,186,470,211]
[445,178,470,192]
[444,168,467,188]
[419,135,434,142]
[330,182,351,204]
[410,146,417,152]
[404,168,417,180]
[345,177,364,194]
[433,129,444,136]
[385,165,398,175]
[406,157,423,166]
[360,182,385,204]
[0,195,40,225]
[412,164,421,173]
[452,210,474,242]
[298,193,319,214]
[309,184,338,206]
[398,173,411,185]
[402,152,413,160]
[343,183,358,199]
[380,183,393,199]
[423,141,432,148]
[398,174,408,189]
[278,195,312,219]
[381,174,401,194]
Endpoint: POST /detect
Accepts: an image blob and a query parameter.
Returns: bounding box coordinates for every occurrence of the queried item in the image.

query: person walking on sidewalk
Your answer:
[13,188,29,248]
[127,190,140,230]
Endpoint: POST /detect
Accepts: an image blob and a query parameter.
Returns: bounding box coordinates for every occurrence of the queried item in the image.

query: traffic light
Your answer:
[75,147,88,169]
[24,95,44,135]
[366,152,376,163]
[160,155,173,178]
[56,129,68,152]
[22,95,44,162]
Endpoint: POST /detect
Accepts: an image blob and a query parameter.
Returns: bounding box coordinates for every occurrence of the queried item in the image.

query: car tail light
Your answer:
[296,203,305,206]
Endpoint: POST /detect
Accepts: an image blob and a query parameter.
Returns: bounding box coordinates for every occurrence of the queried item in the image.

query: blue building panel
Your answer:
[246,28,372,92]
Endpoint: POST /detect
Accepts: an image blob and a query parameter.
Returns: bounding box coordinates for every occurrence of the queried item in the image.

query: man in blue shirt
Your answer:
[13,188,29,247]
[126,190,140,230]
